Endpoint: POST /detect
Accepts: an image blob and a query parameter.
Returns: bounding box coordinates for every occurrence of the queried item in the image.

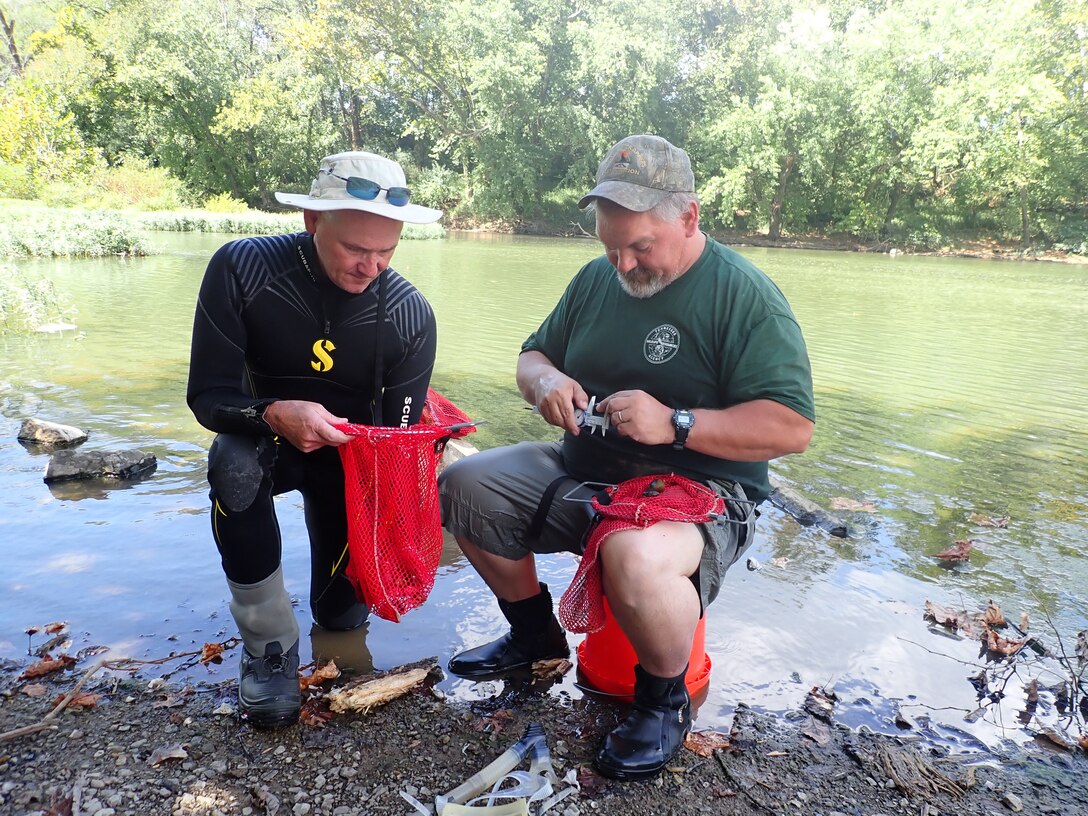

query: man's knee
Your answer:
[208,434,275,512]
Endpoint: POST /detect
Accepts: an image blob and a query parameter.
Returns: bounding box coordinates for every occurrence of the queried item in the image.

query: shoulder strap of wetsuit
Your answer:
[371,270,387,425]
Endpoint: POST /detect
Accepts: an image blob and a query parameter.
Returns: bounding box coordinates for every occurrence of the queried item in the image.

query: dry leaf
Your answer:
[299,698,335,728]
[984,601,1006,628]
[968,513,1009,528]
[20,654,76,680]
[23,683,48,697]
[985,629,1024,656]
[44,622,69,635]
[1025,679,1039,704]
[803,686,837,720]
[1036,728,1074,751]
[712,786,737,798]
[766,750,789,757]
[769,557,790,568]
[300,660,341,691]
[151,694,189,709]
[684,730,731,757]
[801,716,832,746]
[149,744,189,766]
[925,601,981,637]
[198,642,225,666]
[471,708,515,735]
[933,539,974,562]
[51,692,100,710]
[1019,612,1030,633]
[830,497,877,512]
[1076,631,1087,665]
[576,765,609,797]
[531,658,572,681]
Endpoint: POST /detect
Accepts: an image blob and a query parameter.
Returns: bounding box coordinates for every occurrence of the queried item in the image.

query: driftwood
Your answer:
[768,475,848,538]
[326,663,435,714]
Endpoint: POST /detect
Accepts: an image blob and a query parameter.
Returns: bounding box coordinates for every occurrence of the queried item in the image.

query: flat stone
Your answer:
[44,449,157,483]
[18,418,88,447]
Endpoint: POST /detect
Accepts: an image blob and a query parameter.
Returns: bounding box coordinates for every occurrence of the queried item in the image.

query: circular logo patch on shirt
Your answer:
[644,324,680,364]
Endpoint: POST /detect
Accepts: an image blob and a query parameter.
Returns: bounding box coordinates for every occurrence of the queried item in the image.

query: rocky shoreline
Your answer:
[2,653,1086,816]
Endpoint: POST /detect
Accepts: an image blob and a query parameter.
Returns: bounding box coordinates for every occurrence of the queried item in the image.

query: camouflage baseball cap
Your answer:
[578,134,695,211]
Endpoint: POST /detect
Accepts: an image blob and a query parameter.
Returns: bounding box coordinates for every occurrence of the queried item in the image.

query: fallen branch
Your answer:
[327,663,435,714]
[0,659,106,742]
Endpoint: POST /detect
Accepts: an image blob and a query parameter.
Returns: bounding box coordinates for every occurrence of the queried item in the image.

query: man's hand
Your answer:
[598,390,673,446]
[516,351,589,436]
[261,400,352,452]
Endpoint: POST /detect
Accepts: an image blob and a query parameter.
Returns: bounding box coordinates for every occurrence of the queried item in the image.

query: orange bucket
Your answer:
[576,597,711,699]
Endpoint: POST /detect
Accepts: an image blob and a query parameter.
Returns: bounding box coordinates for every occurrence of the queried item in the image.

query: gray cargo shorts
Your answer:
[438,441,756,610]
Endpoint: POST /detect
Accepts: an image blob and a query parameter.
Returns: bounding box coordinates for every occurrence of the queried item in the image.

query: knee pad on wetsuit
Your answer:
[208,433,276,513]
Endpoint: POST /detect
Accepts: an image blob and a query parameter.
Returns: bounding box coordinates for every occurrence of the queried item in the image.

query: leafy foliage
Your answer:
[0,0,1085,248]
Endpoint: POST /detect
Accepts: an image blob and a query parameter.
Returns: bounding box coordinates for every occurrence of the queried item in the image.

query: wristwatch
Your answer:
[671,409,695,450]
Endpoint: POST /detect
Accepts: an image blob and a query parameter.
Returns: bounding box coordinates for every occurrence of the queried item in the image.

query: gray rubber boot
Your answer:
[228,567,301,727]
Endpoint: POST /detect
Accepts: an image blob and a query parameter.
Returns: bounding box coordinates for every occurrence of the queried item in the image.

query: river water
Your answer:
[1,230,1085,757]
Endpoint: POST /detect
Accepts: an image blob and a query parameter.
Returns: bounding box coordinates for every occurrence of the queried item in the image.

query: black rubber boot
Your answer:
[238,640,301,728]
[447,583,569,679]
[594,664,691,780]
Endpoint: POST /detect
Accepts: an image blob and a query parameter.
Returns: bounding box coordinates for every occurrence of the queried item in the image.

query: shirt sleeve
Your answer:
[727,313,816,421]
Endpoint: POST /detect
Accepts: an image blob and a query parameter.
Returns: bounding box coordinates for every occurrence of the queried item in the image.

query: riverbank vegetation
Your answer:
[0,0,1086,254]
[0,201,444,259]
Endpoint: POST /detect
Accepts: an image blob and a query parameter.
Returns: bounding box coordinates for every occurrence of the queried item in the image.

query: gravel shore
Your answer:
[2,654,1086,816]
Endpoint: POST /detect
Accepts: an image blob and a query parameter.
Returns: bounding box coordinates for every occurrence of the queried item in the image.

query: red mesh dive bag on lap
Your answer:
[336,390,474,622]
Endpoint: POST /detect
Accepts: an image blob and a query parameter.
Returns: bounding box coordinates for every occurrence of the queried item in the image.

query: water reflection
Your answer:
[1,234,1086,755]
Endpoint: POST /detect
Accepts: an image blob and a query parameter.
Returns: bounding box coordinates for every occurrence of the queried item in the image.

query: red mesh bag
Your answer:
[336,389,474,622]
[558,474,725,634]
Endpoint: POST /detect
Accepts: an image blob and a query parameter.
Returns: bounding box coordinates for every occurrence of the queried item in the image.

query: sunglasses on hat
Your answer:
[320,169,412,207]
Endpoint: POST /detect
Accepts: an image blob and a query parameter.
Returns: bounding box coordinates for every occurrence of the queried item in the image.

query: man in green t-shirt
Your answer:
[439,134,815,780]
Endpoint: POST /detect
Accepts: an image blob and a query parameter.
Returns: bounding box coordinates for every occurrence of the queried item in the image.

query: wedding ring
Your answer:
[615,410,623,423]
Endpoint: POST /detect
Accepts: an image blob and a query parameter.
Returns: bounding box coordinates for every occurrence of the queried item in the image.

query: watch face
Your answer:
[674,410,694,430]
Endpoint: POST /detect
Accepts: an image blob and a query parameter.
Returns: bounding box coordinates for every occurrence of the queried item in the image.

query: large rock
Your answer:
[18,418,88,447]
[44,449,157,484]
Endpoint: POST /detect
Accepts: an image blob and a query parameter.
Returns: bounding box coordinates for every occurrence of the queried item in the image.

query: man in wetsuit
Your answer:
[439,135,815,778]
[187,151,442,726]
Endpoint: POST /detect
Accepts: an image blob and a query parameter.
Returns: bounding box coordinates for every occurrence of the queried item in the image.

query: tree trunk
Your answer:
[0,8,23,76]
[1016,112,1031,248]
[881,185,902,238]
[768,153,794,242]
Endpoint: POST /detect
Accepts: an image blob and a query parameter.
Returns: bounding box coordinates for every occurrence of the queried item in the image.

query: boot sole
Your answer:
[447,648,570,680]
[239,700,300,728]
[592,760,668,782]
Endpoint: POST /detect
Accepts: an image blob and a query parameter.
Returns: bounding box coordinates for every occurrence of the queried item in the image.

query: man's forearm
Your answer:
[515,350,560,405]
[685,399,813,462]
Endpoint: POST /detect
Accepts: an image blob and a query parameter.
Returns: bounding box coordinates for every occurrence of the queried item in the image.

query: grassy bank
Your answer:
[0,202,445,258]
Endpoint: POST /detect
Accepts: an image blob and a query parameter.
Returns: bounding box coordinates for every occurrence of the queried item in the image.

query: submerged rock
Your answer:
[18,418,89,448]
[44,449,157,483]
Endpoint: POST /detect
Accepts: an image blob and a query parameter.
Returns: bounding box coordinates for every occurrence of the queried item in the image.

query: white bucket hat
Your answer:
[275,151,443,224]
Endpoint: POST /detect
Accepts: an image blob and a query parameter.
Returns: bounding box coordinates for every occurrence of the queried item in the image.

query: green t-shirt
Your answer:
[522,236,815,503]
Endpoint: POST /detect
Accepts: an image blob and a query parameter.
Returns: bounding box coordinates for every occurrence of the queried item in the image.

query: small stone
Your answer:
[1002,793,1024,812]
[69,730,84,740]
[293,805,311,816]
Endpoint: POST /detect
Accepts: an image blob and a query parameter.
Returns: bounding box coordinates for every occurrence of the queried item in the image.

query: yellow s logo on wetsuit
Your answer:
[311,339,336,372]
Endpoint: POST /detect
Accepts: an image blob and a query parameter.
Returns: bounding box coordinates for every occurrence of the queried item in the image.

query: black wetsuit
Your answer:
[187,232,436,626]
